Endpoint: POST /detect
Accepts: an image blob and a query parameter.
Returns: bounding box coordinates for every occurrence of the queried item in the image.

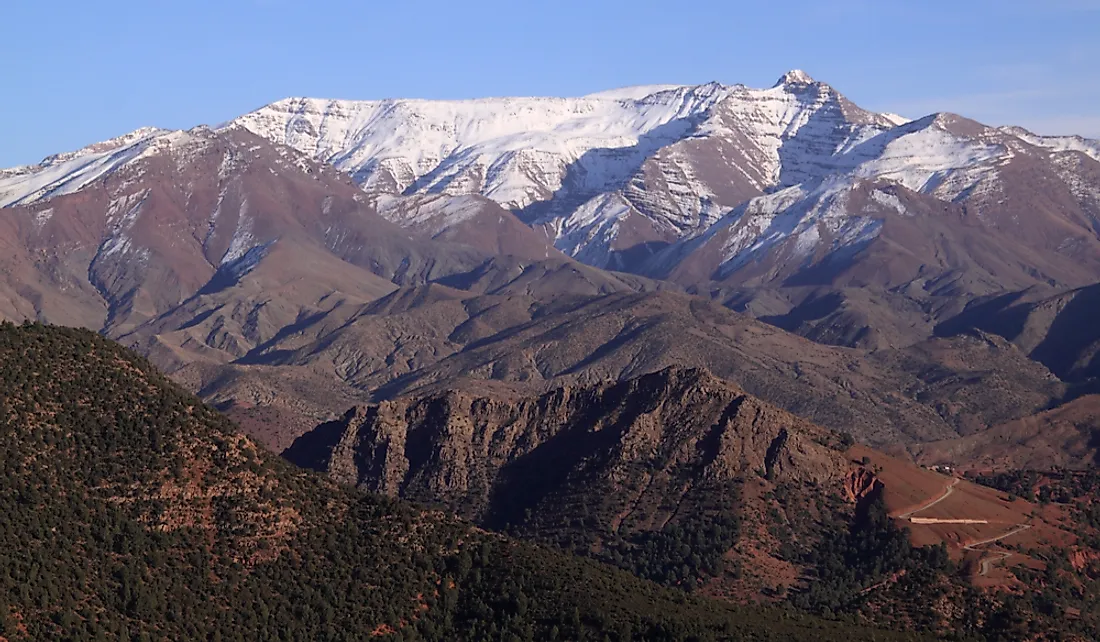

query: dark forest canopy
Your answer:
[0,321,927,641]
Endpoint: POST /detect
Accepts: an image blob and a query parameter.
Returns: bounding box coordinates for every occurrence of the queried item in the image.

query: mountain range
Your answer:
[2,71,1100,468]
[4,69,1100,640]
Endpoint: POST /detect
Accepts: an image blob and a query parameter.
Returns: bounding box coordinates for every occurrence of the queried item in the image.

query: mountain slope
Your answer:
[645,116,1100,317]
[0,125,498,337]
[937,282,1100,383]
[284,365,1099,638]
[0,122,670,376]
[914,394,1100,470]
[374,192,561,260]
[284,367,852,526]
[177,288,1064,455]
[281,366,880,603]
[0,321,926,641]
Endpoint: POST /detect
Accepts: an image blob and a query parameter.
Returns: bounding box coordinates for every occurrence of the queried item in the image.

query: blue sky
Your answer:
[2,0,1097,167]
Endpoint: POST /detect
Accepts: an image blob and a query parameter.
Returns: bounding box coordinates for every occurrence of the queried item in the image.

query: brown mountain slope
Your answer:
[361,292,1063,445]
[685,111,1089,280]
[730,285,944,350]
[175,289,1064,453]
[0,126,492,338]
[661,177,1100,297]
[375,193,562,260]
[283,367,865,600]
[2,125,671,397]
[283,366,1096,636]
[913,394,1100,471]
[116,254,667,378]
[284,367,851,523]
[634,119,1100,351]
[938,282,1100,383]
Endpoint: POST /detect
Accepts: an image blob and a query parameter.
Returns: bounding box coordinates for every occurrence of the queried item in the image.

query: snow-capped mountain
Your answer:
[231,71,912,269]
[231,71,1100,282]
[644,111,1100,296]
[4,71,1100,315]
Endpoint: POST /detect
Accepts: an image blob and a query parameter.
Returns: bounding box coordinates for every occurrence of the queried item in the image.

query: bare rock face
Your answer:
[283,366,880,601]
[285,367,851,526]
[844,467,883,503]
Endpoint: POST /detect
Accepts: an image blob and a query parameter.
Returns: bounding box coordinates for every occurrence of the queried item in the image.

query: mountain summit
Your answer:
[775,69,817,86]
[230,76,900,269]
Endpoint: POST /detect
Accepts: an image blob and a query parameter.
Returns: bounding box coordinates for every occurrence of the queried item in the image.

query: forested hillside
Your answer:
[0,322,928,641]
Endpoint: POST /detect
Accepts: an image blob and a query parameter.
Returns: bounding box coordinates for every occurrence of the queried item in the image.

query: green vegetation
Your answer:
[789,494,952,620]
[971,468,1100,505]
[501,476,745,593]
[0,322,928,641]
[602,511,742,590]
[966,468,1100,639]
[971,468,1100,545]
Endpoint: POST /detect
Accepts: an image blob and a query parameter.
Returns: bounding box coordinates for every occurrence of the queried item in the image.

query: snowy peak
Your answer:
[7,72,1100,289]
[0,126,232,208]
[231,85,738,214]
[229,73,907,269]
[225,76,965,270]
[40,127,167,166]
[881,113,911,127]
[774,69,817,87]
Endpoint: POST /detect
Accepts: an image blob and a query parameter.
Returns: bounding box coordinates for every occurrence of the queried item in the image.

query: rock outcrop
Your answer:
[285,367,853,526]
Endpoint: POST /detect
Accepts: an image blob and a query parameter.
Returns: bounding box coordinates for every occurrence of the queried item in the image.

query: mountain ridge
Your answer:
[282,362,1100,637]
[3,72,1100,474]
[7,74,1098,292]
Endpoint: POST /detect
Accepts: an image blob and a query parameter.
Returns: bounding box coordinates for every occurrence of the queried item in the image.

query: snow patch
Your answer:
[855,121,1002,193]
[376,193,491,233]
[219,240,275,281]
[774,69,816,86]
[1009,129,1100,163]
[583,85,689,100]
[100,190,150,258]
[882,113,912,126]
[869,189,909,216]
[32,208,54,228]
[221,198,256,264]
[714,177,882,276]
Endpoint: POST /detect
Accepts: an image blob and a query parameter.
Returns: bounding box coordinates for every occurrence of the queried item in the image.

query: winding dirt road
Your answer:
[897,477,1031,577]
[965,523,1033,576]
[897,477,960,519]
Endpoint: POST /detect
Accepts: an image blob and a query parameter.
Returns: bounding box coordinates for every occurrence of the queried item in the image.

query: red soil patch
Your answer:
[850,445,1080,588]
[848,445,949,515]
[371,624,396,637]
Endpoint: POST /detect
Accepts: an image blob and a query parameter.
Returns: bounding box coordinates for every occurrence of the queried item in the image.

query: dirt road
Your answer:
[964,523,1033,576]
[897,477,960,519]
[898,477,1031,576]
